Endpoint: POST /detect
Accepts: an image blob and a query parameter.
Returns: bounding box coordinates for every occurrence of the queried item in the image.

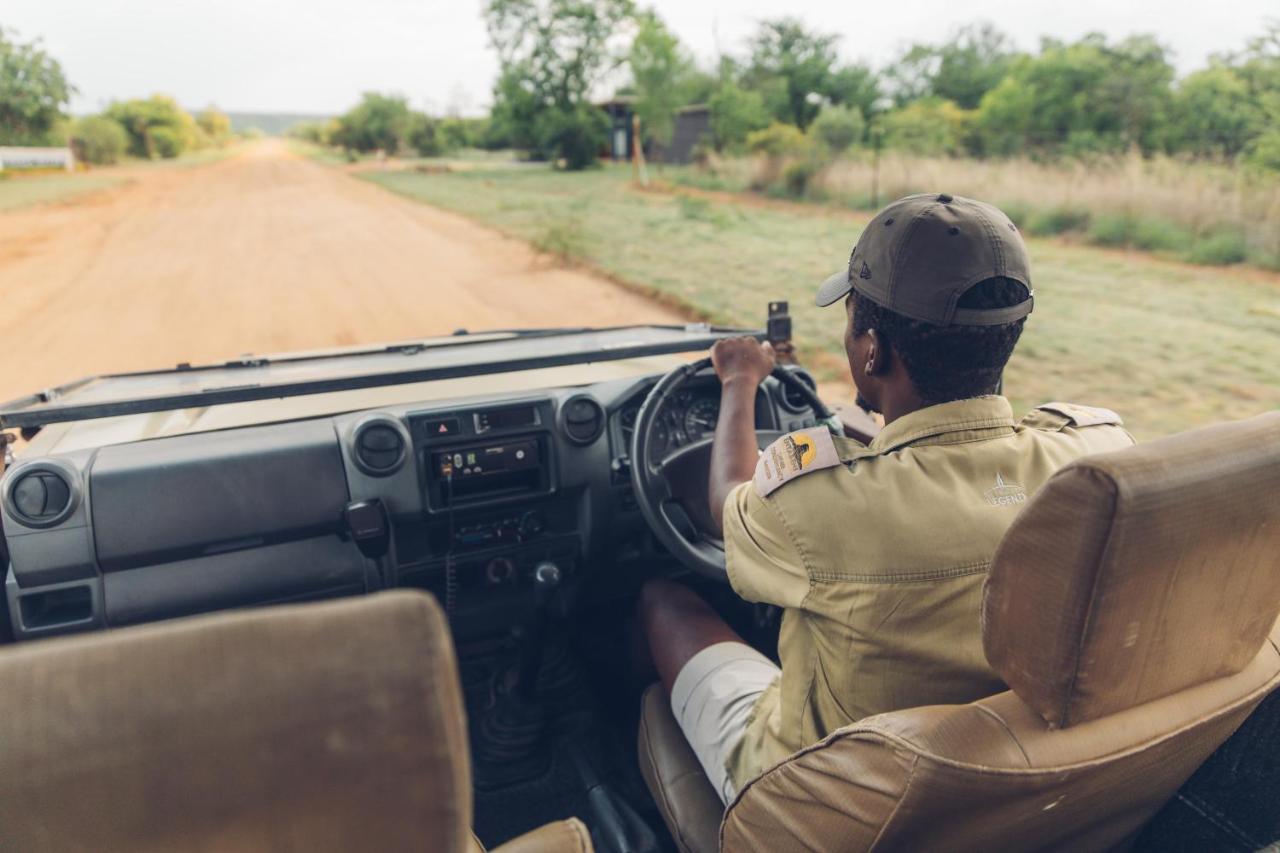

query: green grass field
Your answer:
[359,164,1279,439]
[0,172,126,212]
[0,145,241,213]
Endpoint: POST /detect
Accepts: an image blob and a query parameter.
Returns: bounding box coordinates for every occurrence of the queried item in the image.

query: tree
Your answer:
[744,18,839,130]
[105,95,198,158]
[882,98,969,156]
[629,11,689,152]
[971,33,1174,157]
[810,105,864,154]
[708,82,770,152]
[889,23,1015,109]
[0,27,74,145]
[331,93,413,153]
[484,0,634,168]
[826,64,880,120]
[1166,66,1262,158]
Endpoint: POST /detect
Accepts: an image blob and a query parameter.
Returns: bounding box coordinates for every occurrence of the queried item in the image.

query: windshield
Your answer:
[1,5,1278,439]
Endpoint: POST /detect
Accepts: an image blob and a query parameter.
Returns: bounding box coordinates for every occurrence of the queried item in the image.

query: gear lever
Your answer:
[473,561,563,787]
[517,561,561,700]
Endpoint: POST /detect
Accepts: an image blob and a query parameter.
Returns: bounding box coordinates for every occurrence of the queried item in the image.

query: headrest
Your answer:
[0,590,470,850]
[984,412,1280,728]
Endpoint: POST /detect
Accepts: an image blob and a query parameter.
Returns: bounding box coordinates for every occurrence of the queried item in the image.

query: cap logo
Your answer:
[858,261,872,280]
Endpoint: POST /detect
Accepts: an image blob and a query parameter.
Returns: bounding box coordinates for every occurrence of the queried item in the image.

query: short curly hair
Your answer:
[852,277,1029,405]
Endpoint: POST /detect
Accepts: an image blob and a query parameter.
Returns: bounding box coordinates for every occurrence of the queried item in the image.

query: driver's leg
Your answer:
[638,578,780,802]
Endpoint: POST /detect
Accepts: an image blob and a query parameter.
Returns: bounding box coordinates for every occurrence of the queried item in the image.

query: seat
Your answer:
[638,411,1280,852]
[0,589,591,853]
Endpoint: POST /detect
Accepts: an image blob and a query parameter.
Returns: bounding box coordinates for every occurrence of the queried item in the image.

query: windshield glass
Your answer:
[1,4,1277,439]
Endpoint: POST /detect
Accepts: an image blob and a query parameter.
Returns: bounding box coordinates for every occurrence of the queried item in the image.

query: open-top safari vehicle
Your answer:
[0,309,1276,852]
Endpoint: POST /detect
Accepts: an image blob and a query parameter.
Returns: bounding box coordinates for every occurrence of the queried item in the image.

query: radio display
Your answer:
[435,439,539,480]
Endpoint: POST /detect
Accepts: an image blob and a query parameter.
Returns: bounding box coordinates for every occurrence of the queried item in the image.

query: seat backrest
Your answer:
[0,590,473,852]
[722,412,1280,852]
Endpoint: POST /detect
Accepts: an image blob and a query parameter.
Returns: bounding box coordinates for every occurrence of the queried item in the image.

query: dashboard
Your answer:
[0,367,821,642]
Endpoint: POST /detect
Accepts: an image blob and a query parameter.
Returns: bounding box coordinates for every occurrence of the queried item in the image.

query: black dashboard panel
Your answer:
[0,367,819,641]
[91,420,350,572]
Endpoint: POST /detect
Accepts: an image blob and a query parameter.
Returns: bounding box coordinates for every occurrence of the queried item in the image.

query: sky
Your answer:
[4,0,1276,116]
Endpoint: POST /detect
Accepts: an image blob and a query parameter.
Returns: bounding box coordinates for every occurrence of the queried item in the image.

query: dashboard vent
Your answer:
[779,368,818,413]
[5,466,76,528]
[560,395,605,445]
[352,418,408,476]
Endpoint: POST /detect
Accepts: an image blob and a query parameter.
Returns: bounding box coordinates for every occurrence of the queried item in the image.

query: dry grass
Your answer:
[680,152,1280,269]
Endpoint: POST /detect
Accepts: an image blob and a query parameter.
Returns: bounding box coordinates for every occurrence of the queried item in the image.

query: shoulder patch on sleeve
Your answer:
[1026,401,1124,429]
[754,427,841,497]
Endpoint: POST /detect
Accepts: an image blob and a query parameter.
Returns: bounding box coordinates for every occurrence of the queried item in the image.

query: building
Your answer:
[594,100,712,166]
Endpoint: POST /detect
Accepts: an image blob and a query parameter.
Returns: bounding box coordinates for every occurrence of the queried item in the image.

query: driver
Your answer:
[638,192,1135,804]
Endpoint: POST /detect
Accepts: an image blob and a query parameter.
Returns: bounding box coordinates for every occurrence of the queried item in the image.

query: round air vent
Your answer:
[778,368,818,413]
[559,395,605,445]
[4,463,78,528]
[351,416,409,477]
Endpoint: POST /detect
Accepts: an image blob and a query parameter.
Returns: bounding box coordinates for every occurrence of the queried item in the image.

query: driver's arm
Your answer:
[708,337,776,535]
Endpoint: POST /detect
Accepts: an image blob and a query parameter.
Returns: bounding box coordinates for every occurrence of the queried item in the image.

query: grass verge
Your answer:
[359,163,1280,439]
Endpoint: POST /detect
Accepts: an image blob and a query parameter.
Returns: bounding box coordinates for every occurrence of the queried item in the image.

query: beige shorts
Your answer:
[669,641,781,804]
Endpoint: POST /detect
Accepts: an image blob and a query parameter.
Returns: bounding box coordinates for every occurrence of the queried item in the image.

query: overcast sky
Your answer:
[5,1,1276,116]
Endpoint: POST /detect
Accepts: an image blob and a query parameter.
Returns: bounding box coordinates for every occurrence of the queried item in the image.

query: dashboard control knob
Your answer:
[518,510,544,540]
[485,557,516,585]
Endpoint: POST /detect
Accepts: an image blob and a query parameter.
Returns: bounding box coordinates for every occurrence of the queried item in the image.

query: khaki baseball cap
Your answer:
[816,193,1034,326]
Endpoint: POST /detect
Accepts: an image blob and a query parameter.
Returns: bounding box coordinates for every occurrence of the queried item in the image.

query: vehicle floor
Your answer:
[458,575,778,850]
[459,614,673,850]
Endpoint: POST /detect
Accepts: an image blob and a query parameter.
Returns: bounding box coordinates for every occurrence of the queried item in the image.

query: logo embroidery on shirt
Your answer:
[754,427,841,497]
[984,472,1027,506]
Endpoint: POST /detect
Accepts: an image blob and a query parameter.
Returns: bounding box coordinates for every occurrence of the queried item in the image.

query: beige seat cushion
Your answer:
[0,591,469,852]
[637,683,724,853]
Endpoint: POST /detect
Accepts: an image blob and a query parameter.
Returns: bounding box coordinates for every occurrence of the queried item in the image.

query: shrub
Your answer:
[535,103,608,170]
[70,115,127,165]
[746,123,809,158]
[810,105,865,154]
[1087,212,1136,247]
[1025,206,1091,235]
[1130,217,1190,252]
[1184,229,1248,265]
[782,160,819,197]
[882,98,969,156]
[149,126,184,158]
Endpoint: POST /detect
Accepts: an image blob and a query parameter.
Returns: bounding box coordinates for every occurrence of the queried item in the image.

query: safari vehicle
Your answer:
[0,312,1276,852]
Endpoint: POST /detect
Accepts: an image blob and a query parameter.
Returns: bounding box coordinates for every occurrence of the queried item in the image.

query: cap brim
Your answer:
[815,269,852,307]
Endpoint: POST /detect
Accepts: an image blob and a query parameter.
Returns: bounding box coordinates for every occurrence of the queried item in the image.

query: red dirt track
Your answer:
[0,139,683,404]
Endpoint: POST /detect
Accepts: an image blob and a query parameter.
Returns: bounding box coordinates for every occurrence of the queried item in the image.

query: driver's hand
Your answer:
[710,337,776,388]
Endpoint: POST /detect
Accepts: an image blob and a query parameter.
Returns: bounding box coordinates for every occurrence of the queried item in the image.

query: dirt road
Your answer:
[0,140,683,404]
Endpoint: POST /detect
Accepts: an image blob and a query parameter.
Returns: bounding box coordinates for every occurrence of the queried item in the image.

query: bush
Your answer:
[535,103,608,170]
[105,95,196,158]
[1087,213,1136,247]
[1025,206,1091,235]
[1184,229,1248,265]
[810,105,865,154]
[409,113,444,157]
[746,123,809,158]
[782,160,819,197]
[149,126,183,158]
[70,115,127,165]
[1130,217,1190,252]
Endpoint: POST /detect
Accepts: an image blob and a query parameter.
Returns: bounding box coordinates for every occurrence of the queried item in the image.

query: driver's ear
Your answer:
[864,329,885,377]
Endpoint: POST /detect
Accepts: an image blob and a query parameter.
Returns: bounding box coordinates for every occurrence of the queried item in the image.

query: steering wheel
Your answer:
[629,357,832,581]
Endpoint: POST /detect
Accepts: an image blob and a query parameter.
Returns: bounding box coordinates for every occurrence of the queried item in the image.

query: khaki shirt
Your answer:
[722,396,1134,788]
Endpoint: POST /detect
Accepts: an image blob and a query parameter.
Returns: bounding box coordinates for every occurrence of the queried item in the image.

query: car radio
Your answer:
[411,400,556,511]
